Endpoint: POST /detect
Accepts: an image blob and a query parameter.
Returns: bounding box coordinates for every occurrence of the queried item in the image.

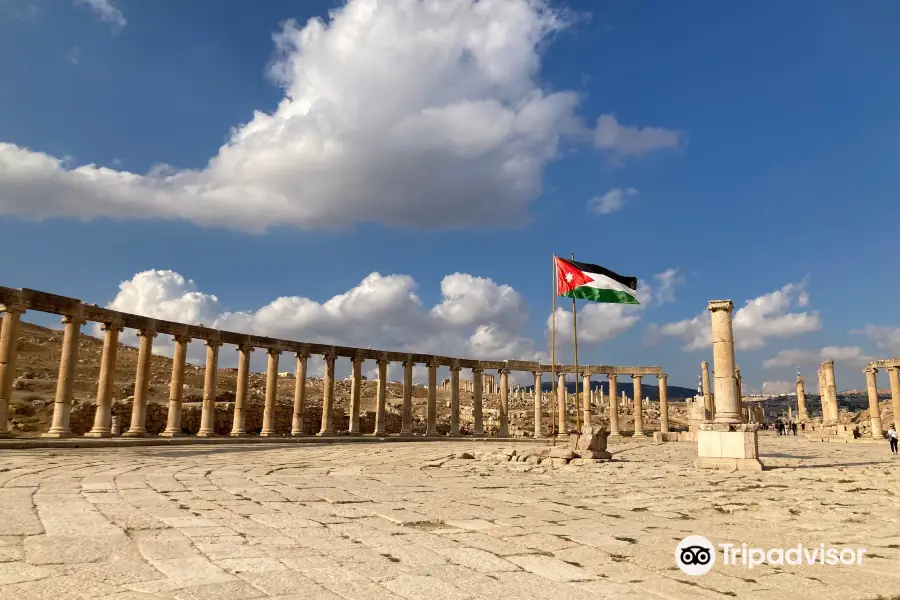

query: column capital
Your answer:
[531,370,541,376]
[631,373,642,381]
[499,367,510,374]
[375,357,390,366]
[295,350,309,359]
[266,347,282,356]
[472,366,484,374]
[658,372,668,380]
[402,359,415,368]
[102,321,125,333]
[324,352,337,362]
[0,302,27,315]
[796,375,804,384]
[61,314,87,326]
[821,359,835,368]
[701,360,709,368]
[171,333,191,344]
[734,366,741,375]
[237,344,255,354]
[864,366,878,374]
[205,339,223,348]
[608,373,617,381]
[706,299,734,313]
[351,355,365,365]
[137,328,157,339]
[887,366,899,373]
[427,360,438,369]
[581,371,591,379]
[449,365,462,372]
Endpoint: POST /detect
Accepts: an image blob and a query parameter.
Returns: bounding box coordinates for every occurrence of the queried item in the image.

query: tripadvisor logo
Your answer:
[676,536,868,575]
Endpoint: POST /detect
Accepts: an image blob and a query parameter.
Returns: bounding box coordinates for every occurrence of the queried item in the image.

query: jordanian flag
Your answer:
[555,257,639,304]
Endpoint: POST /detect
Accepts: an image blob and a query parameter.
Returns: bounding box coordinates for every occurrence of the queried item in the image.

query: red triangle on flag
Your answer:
[556,257,593,295]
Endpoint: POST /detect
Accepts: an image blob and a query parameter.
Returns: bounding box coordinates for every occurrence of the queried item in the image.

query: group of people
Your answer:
[773,421,799,436]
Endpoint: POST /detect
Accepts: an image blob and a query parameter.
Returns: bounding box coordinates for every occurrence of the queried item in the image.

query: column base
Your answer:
[230,432,250,438]
[290,432,307,437]
[424,431,439,437]
[195,431,217,438]
[694,457,764,472]
[83,431,112,438]
[259,431,278,437]
[369,431,387,437]
[316,431,334,437]
[41,431,74,439]
[159,431,184,438]
[347,431,362,436]
[122,430,148,438]
[398,431,414,438]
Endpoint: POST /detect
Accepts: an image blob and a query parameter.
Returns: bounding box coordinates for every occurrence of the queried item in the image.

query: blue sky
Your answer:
[2,0,900,392]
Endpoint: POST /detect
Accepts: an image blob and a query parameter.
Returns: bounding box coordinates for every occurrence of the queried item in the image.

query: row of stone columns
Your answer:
[863,365,900,439]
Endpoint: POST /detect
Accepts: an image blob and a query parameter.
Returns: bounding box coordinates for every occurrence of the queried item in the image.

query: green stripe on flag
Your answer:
[561,286,639,304]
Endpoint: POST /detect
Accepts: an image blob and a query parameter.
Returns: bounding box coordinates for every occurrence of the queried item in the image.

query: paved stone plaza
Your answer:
[0,436,898,600]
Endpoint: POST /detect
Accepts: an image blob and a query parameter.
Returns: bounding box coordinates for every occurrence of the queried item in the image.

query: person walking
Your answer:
[888,424,898,455]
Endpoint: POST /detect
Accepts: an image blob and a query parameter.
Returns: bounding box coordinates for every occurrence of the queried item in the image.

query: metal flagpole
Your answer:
[571,253,581,433]
[550,254,557,444]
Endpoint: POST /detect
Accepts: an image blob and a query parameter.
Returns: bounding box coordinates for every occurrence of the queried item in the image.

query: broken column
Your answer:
[823,360,840,424]
[696,300,763,472]
[796,373,808,421]
[701,360,714,422]
[888,366,900,434]
[864,366,883,439]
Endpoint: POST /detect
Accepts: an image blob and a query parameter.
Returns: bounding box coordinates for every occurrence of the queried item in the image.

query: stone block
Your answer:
[695,429,764,472]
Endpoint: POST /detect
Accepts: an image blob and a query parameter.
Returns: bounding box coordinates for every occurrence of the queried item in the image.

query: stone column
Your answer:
[374,359,388,435]
[197,340,223,437]
[888,366,900,434]
[581,372,592,429]
[425,361,438,436]
[123,328,156,437]
[317,354,336,436]
[400,360,414,436]
[701,360,714,422]
[608,374,620,437]
[557,372,566,434]
[44,314,86,438]
[735,365,743,418]
[449,365,461,436]
[290,352,308,436]
[258,349,281,436]
[349,357,363,435]
[632,374,645,436]
[231,345,253,436]
[472,367,484,435]
[659,372,669,434]
[823,360,839,424]
[864,366,883,438]
[85,322,124,438]
[533,371,542,438]
[817,365,827,419]
[708,300,740,424]
[796,374,808,421]
[498,368,509,437]
[160,334,190,437]
[0,303,25,438]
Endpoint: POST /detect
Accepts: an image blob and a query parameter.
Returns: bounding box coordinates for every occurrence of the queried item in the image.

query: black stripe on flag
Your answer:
[565,258,638,291]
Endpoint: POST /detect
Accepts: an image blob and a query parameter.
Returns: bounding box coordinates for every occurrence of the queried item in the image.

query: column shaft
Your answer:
[498,369,509,437]
[473,368,484,435]
[632,375,644,435]
[231,345,253,436]
[533,372,542,438]
[0,306,25,438]
[426,362,437,436]
[608,375,620,436]
[260,349,281,436]
[735,366,743,418]
[349,358,363,434]
[318,354,336,435]
[290,353,308,436]
[888,367,900,434]
[659,373,669,434]
[44,315,85,437]
[123,329,156,437]
[450,366,460,436]
[197,341,222,437]
[374,359,388,435]
[86,323,123,437]
[865,367,883,438]
[796,376,808,420]
[160,335,190,437]
[581,373,592,429]
[708,301,739,424]
[556,372,566,434]
[701,360,713,421]
[401,360,413,435]
[823,360,839,423]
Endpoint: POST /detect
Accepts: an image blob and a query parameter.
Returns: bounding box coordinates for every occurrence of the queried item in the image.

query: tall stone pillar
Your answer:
[735,366,743,418]
[123,328,156,438]
[658,372,669,434]
[632,375,645,436]
[498,368,509,437]
[258,349,281,437]
[823,360,839,424]
[796,374,808,421]
[318,354,336,436]
[608,374,620,437]
[86,322,124,437]
[709,302,739,424]
[449,365,461,436]
[581,372,592,429]
[696,300,763,471]
[290,352,308,436]
[231,345,253,436]
[701,360,714,422]
[374,359,388,435]
[44,314,86,438]
[817,365,827,420]
[888,366,900,434]
[864,366,883,439]
[426,362,438,436]
[0,303,25,438]
[197,340,223,437]
[472,367,484,435]
[349,357,363,435]
[160,334,190,437]
[400,360,413,436]
[557,372,566,435]
[533,371,542,438]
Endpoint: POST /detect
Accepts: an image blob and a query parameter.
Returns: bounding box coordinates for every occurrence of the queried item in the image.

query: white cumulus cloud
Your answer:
[593,113,681,157]
[587,187,637,215]
[656,281,821,351]
[852,325,900,356]
[75,0,126,30]
[761,380,794,395]
[763,346,869,370]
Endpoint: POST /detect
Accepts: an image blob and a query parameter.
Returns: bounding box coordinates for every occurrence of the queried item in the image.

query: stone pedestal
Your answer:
[568,425,612,459]
[695,424,764,472]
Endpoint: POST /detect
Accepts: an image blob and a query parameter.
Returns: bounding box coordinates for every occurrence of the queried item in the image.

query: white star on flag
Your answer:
[565,272,573,282]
